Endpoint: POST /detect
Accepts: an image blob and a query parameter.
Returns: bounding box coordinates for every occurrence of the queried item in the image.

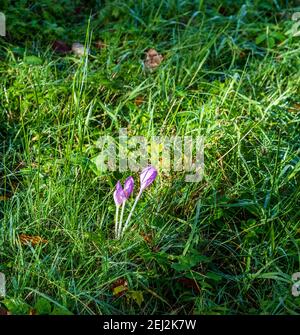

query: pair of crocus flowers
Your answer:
[113,166,157,239]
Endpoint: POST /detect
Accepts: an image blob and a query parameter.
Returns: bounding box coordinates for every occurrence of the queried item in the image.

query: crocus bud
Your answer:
[140,166,157,191]
[113,181,126,206]
[123,176,134,199]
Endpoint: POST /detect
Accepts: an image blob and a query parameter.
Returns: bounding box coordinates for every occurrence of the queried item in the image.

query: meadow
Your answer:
[0,0,300,315]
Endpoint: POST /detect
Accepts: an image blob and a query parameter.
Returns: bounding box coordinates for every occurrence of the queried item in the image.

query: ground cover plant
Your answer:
[0,0,300,315]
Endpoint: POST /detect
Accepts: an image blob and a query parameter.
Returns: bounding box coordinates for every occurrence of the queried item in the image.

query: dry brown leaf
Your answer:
[72,42,87,57]
[134,96,145,106]
[144,48,163,70]
[19,234,48,246]
[29,308,37,315]
[111,278,128,297]
[95,40,107,49]
[177,277,201,294]
[140,232,161,252]
[0,308,9,315]
[239,51,246,58]
[0,195,10,201]
[140,232,152,244]
[288,103,300,113]
[52,40,71,54]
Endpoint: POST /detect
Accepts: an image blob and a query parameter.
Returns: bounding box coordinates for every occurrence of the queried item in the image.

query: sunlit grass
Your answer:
[0,0,300,315]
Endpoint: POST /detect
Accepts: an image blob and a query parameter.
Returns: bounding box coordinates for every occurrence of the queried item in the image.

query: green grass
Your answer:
[0,0,300,315]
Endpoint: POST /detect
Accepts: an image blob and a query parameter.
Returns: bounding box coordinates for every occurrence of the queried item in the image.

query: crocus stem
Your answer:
[115,206,119,239]
[121,190,142,237]
[118,201,126,239]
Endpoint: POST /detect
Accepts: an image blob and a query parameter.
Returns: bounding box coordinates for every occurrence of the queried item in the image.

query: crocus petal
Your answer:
[113,181,126,206]
[140,166,157,191]
[123,176,134,199]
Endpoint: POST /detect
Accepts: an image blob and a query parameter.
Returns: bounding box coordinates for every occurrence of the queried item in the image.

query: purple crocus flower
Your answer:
[123,176,134,198]
[113,181,126,207]
[114,177,135,239]
[121,166,158,238]
[113,177,134,207]
[140,166,157,191]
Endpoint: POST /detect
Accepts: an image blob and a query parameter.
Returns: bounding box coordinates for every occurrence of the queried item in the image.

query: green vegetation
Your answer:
[0,0,300,315]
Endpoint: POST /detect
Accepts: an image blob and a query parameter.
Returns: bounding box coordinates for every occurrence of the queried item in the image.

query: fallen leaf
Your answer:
[0,308,9,315]
[29,308,37,315]
[72,42,87,57]
[127,290,144,307]
[140,232,152,244]
[239,51,246,58]
[0,195,10,201]
[111,278,128,297]
[177,277,201,294]
[52,40,71,54]
[95,40,107,49]
[144,49,163,70]
[113,285,128,297]
[134,96,145,106]
[288,103,300,113]
[19,234,48,246]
